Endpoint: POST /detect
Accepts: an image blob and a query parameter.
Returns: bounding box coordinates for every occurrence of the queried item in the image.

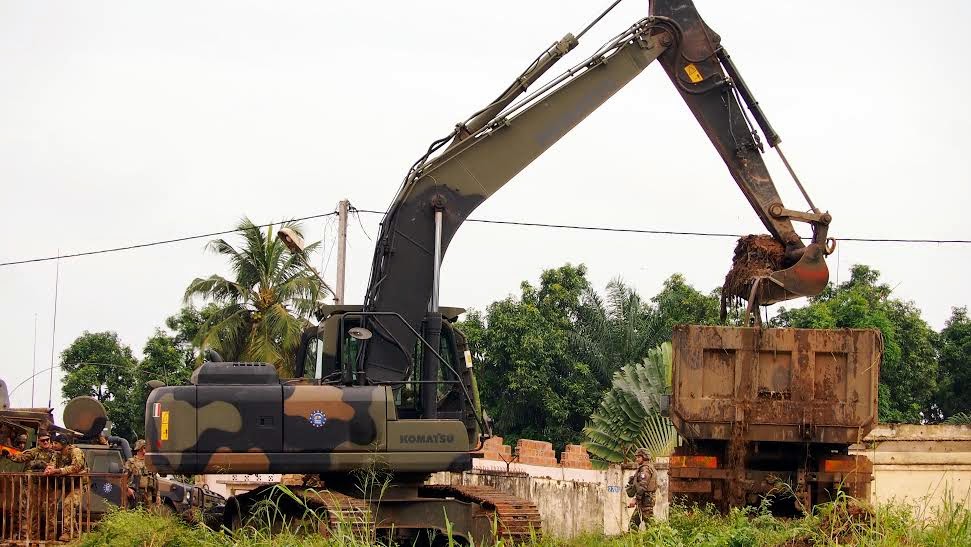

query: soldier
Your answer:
[626,447,658,532]
[3,433,55,465]
[14,433,28,451]
[125,439,155,505]
[44,433,88,541]
[3,432,57,539]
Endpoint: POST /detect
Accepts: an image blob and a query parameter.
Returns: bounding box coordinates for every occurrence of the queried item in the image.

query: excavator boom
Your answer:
[360,1,831,387]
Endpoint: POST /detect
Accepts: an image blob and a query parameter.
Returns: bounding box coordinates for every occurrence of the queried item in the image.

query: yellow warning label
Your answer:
[684,63,703,84]
[464,350,474,369]
[160,411,170,441]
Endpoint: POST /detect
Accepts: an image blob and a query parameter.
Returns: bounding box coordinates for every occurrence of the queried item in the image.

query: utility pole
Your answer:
[335,199,349,304]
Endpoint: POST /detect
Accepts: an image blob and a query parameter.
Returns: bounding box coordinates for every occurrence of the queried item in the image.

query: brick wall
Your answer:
[479,437,593,469]
[481,436,513,461]
[559,444,593,469]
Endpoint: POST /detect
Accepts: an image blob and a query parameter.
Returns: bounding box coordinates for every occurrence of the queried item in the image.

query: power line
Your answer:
[352,209,971,244]
[0,212,338,267]
[2,208,969,268]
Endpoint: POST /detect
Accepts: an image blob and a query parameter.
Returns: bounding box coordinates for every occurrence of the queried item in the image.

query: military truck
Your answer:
[0,389,223,543]
[62,396,226,524]
[667,325,882,513]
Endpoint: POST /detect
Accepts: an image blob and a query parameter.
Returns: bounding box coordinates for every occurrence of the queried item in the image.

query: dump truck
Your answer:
[667,325,882,513]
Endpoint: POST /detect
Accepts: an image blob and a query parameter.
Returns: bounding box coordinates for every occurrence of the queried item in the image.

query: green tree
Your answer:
[583,343,677,467]
[649,273,722,341]
[60,332,139,440]
[183,219,323,375]
[165,304,221,366]
[773,265,938,423]
[937,307,971,419]
[459,264,601,448]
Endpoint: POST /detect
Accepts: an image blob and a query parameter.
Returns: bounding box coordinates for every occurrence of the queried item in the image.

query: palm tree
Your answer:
[572,278,662,385]
[183,218,322,375]
[582,342,677,466]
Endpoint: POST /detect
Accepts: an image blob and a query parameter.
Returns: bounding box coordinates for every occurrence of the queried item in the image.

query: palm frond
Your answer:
[582,342,677,466]
[944,412,971,425]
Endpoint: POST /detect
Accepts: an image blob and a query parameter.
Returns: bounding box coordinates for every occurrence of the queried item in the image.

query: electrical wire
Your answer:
[1,208,968,269]
[350,209,971,244]
[0,211,338,267]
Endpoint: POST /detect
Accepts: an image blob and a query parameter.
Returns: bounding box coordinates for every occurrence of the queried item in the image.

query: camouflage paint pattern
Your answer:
[145,382,471,475]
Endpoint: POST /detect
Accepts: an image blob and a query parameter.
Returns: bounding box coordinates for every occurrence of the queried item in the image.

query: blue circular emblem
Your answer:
[309,410,327,428]
[102,483,113,494]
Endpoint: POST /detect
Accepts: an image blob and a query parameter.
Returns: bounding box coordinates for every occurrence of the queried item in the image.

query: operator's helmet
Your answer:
[635,448,652,460]
[51,432,72,446]
[133,439,147,452]
[15,433,28,443]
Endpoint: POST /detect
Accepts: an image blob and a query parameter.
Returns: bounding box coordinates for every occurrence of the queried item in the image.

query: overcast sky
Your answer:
[2,1,968,422]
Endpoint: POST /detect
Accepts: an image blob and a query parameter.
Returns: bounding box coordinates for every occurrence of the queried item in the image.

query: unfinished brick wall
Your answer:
[481,436,514,461]
[479,437,594,469]
[559,444,593,469]
[516,439,558,466]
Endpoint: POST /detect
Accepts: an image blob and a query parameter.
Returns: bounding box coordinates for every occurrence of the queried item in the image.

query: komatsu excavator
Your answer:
[145,0,833,542]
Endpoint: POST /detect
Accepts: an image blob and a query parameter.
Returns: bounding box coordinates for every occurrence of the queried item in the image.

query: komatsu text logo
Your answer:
[400,433,454,444]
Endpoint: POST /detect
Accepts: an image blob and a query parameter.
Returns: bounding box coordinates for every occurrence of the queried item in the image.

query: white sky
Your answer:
[2,0,969,420]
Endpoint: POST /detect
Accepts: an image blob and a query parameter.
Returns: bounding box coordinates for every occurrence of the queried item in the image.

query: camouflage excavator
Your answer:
[145,0,834,542]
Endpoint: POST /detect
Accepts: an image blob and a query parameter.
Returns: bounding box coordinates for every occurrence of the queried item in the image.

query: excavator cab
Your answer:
[294,304,483,442]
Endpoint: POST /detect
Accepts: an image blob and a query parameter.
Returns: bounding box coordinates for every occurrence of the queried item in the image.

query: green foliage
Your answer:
[773,265,939,423]
[649,274,722,340]
[184,218,324,375]
[81,494,971,546]
[582,343,676,465]
[165,303,222,366]
[944,412,971,425]
[572,278,660,385]
[60,331,139,440]
[937,306,971,420]
[460,264,602,448]
[461,267,721,449]
[78,507,213,546]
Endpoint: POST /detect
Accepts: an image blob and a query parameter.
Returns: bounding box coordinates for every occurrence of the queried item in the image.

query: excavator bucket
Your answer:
[749,242,829,306]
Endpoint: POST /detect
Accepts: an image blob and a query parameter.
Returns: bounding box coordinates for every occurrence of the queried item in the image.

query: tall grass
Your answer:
[78,493,970,547]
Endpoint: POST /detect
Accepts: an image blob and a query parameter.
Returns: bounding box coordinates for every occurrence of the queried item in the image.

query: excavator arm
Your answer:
[357,0,831,389]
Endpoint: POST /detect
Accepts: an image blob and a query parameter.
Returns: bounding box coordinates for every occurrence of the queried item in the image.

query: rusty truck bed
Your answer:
[670,325,882,445]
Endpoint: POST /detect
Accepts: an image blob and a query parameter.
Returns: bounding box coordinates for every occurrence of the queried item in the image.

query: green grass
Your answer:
[76,494,971,547]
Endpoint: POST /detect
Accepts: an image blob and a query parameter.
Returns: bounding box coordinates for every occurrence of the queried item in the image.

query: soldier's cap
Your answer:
[51,433,72,445]
[635,448,652,459]
[133,439,147,451]
[15,434,28,442]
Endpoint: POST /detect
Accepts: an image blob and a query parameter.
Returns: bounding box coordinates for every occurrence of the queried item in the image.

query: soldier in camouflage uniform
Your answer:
[626,448,658,531]
[45,433,88,541]
[3,432,57,539]
[125,439,155,505]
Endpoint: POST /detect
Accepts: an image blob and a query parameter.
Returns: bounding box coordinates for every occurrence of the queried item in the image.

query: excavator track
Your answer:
[421,484,542,541]
[291,487,374,539]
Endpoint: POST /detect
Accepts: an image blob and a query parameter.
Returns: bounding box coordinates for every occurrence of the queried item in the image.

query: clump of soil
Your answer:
[721,235,786,319]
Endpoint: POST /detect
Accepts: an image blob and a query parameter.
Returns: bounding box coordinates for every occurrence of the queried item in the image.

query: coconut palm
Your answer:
[183,218,323,375]
[582,342,677,466]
